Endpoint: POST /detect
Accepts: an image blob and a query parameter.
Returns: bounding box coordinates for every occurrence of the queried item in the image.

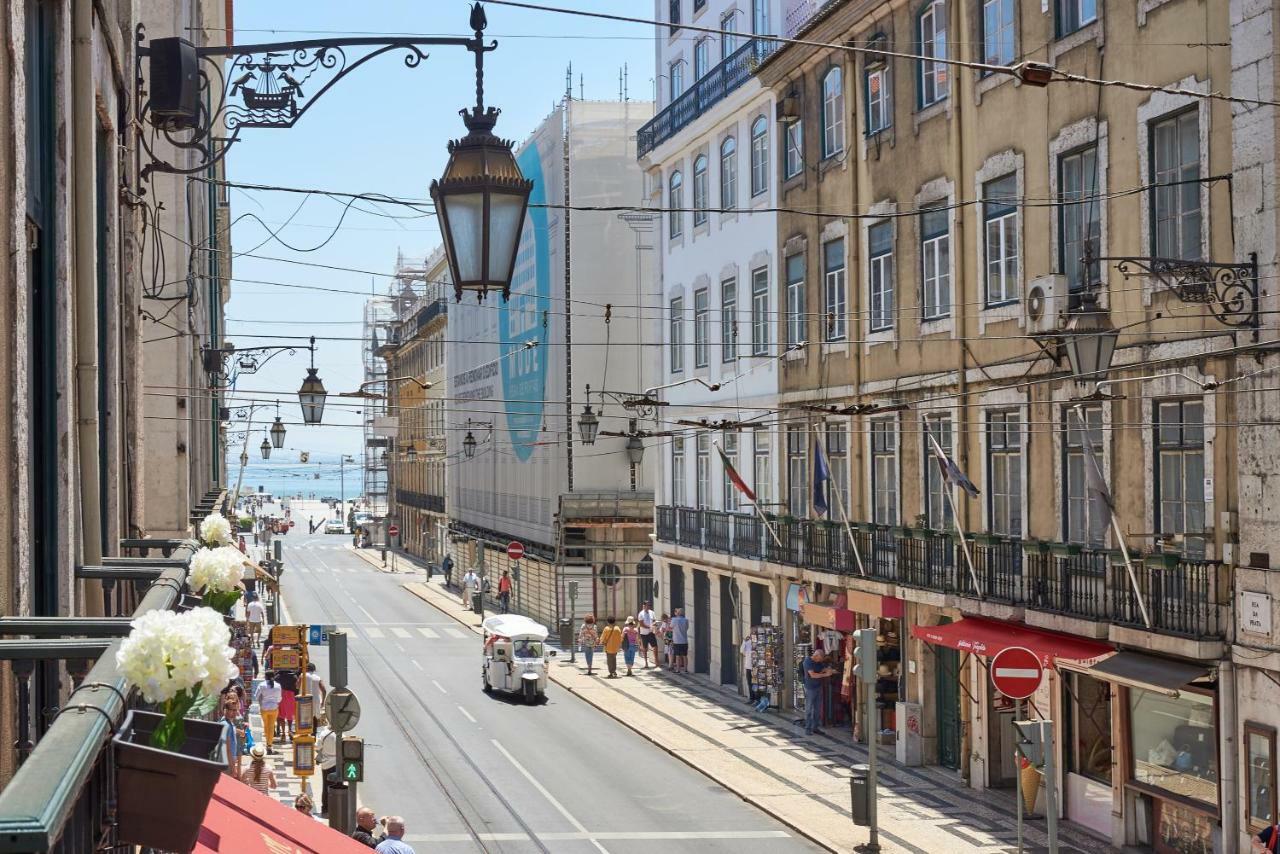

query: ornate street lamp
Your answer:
[625,434,645,466]
[1063,297,1119,384]
[430,6,533,302]
[297,336,327,425]
[578,389,600,446]
[270,416,286,448]
[462,431,477,459]
[260,437,272,460]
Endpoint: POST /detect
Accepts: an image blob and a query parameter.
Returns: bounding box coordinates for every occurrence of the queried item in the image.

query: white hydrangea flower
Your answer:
[188,546,245,594]
[199,513,233,547]
[117,608,237,704]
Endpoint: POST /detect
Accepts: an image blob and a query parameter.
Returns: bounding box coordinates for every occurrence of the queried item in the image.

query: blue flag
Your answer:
[812,437,831,518]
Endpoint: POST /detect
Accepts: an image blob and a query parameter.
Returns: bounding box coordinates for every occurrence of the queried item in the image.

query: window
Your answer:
[787,424,808,517]
[822,66,845,158]
[696,433,711,507]
[669,296,685,372]
[750,117,769,196]
[693,155,709,227]
[722,432,740,510]
[1064,405,1107,547]
[669,60,685,101]
[871,418,898,525]
[693,0,706,9]
[920,207,951,319]
[983,0,1016,66]
[693,287,710,367]
[1059,146,1101,292]
[671,437,687,506]
[1154,400,1206,556]
[721,10,739,58]
[1247,723,1277,831]
[866,63,891,135]
[826,422,849,512]
[720,137,737,210]
[785,253,806,346]
[753,427,772,508]
[752,0,770,35]
[721,277,737,363]
[918,0,949,107]
[1063,672,1113,785]
[694,38,710,80]
[923,416,953,529]
[987,410,1023,537]
[1129,689,1216,809]
[669,0,682,34]
[984,173,1019,305]
[1151,110,1202,261]
[751,266,769,355]
[823,239,846,341]
[783,121,803,179]
[1056,0,1096,37]
[868,222,894,331]
[669,171,684,239]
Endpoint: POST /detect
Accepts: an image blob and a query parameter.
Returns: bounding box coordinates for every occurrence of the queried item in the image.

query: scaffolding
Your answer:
[361,294,395,513]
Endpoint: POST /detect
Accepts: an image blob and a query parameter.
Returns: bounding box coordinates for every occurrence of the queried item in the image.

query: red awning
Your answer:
[910,617,1112,669]
[195,776,371,853]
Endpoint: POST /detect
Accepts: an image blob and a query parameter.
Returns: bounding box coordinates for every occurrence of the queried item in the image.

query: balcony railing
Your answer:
[782,0,846,38]
[654,506,1225,640]
[397,489,445,514]
[637,37,780,158]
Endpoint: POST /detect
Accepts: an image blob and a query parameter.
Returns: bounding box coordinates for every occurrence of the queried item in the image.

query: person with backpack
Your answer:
[600,617,624,678]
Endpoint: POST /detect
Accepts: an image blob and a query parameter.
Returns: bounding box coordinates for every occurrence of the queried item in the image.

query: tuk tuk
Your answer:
[481,614,554,703]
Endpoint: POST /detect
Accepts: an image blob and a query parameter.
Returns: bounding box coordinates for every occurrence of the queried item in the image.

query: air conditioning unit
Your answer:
[1024,274,1068,334]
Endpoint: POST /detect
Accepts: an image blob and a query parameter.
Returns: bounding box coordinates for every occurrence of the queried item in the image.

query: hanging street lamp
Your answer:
[270,416,286,448]
[297,336,327,425]
[462,431,477,459]
[578,389,600,446]
[625,433,645,466]
[260,437,272,460]
[1063,296,1119,384]
[430,4,533,302]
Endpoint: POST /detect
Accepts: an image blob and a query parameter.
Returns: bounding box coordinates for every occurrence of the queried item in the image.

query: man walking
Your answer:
[441,553,454,588]
[802,649,835,736]
[670,609,690,674]
[741,630,755,703]
[351,807,385,848]
[245,594,266,643]
[375,816,416,854]
[600,616,624,678]
[461,568,477,608]
[497,570,513,614]
[636,600,656,669]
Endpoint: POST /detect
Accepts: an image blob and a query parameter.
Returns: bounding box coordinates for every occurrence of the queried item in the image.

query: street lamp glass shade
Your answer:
[430,110,534,302]
[1065,308,1119,382]
[463,431,477,459]
[298,367,327,425]
[578,404,599,446]
[270,417,287,448]
[625,434,645,465]
[260,438,271,460]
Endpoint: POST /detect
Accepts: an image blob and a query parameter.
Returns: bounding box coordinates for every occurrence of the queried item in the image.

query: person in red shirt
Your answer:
[497,570,513,614]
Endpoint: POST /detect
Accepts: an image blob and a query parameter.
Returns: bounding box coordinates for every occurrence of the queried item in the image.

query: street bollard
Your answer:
[850,764,871,826]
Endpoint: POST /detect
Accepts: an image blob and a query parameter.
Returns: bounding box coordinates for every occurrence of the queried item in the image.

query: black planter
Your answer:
[114,709,227,852]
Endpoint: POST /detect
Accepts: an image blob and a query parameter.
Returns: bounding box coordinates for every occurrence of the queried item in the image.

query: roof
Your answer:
[482,614,549,640]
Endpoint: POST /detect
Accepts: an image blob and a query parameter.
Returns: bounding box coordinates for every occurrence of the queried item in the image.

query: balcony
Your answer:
[637,38,780,158]
[397,489,446,514]
[782,0,847,38]
[653,506,1225,640]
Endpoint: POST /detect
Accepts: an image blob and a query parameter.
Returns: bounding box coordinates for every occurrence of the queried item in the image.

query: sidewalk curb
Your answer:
[399,581,844,854]
[346,544,395,573]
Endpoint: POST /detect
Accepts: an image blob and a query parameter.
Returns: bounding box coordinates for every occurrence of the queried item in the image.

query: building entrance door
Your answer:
[693,569,710,674]
[936,642,962,770]
[719,575,736,685]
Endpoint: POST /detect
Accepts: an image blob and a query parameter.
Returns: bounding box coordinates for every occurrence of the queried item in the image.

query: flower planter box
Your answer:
[114,709,227,852]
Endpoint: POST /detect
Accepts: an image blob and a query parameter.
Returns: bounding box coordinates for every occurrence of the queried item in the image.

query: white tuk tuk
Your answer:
[481,614,554,703]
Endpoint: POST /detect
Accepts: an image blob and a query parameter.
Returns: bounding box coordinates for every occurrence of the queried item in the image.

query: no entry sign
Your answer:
[990,646,1043,700]
[507,541,525,561]
[388,524,400,538]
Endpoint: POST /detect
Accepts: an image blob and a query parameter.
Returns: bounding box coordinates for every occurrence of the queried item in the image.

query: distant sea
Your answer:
[232,460,365,502]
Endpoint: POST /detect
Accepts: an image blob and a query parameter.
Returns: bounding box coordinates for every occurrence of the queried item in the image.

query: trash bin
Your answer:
[471,591,483,613]
[558,619,574,649]
[849,764,870,826]
[327,783,349,833]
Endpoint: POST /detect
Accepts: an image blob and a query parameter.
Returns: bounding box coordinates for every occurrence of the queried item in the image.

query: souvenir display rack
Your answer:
[749,624,784,706]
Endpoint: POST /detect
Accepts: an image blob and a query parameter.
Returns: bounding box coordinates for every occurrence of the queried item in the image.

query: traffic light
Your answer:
[851,627,876,683]
[340,736,364,783]
[1013,720,1044,766]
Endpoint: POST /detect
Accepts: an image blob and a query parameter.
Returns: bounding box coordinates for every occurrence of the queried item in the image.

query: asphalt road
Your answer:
[275,528,820,854]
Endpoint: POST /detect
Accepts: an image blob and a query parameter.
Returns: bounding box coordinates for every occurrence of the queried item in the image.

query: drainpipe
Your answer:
[73,0,104,617]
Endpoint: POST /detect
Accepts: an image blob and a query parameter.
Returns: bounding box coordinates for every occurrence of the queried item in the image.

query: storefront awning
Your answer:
[196,776,371,853]
[1058,650,1211,698]
[910,617,1112,668]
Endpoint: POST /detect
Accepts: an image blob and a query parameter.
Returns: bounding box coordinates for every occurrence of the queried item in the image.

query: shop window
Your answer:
[1063,671,1113,783]
[1129,687,1217,809]
[1247,722,1277,831]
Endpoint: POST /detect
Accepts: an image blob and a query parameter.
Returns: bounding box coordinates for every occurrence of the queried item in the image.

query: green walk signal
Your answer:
[340,735,365,782]
[344,761,361,781]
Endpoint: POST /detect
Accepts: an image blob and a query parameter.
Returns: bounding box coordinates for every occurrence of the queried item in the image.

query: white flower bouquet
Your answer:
[188,546,246,614]
[116,607,238,750]
[198,512,233,548]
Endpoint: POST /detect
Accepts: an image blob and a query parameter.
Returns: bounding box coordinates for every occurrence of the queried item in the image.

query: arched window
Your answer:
[821,66,845,158]
[749,116,769,197]
[693,155,709,226]
[669,171,684,239]
[719,137,737,210]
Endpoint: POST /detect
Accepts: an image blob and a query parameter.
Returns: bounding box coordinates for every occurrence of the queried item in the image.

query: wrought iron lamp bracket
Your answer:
[1098,252,1260,340]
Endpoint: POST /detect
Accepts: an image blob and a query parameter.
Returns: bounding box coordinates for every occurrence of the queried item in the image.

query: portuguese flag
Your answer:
[717,444,756,504]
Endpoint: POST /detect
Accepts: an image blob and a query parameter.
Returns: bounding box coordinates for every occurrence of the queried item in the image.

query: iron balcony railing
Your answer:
[637,37,780,158]
[782,0,846,38]
[654,506,1224,640]
[397,489,446,514]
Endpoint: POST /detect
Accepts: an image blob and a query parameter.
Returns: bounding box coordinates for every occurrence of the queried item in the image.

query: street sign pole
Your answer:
[1043,719,1059,854]
[328,631,348,832]
[1015,699,1024,853]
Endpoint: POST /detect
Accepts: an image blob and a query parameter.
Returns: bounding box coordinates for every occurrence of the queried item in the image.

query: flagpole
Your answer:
[1108,514,1152,629]
[814,425,866,576]
[927,432,983,598]
[714,440,783,549]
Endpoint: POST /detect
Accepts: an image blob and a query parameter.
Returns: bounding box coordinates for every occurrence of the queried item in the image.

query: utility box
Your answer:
[896,701,922,766]
[849,764,870,826]
[558,619,574,649]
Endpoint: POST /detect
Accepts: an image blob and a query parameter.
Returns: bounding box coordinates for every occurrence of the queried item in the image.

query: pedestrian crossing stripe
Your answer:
[364,627,385,639]
[442,627,465,639]
[390,627,411,639]
[417,627,438,639]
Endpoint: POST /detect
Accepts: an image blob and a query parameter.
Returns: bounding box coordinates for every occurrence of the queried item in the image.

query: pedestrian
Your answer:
[294,793,315,816]
[352,807,385,849]
[670,608,690,674]
[497,570,512,614]
[239,744,277,795]
[636,600,656,668]
[305,662,327,704]
[246,594,266,643]
[577,614,599,676]
[317,724,336,816]
[658,613,673,668]
[221,698,241,777]
[277,668,298,739]
[374,816,416,854]
[801,649,835,736]
[621,617,640,676]
[600,616,623,678]
[741,631,756,703]
[470,570,485,608]
[461,568,478,608]
[252,671,282,754]
[441,553,454,586]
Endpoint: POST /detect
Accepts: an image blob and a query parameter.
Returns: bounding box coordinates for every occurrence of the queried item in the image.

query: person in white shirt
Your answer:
[245,596,266,642]
[741,633,756,703]
[635,601,657,669]
[462,570,477,608]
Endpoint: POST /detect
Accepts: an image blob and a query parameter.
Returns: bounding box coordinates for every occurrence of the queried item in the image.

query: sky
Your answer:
[223,1,653,463]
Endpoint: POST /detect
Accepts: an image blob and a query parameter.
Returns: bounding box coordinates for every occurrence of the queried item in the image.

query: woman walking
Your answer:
[621,617,640,676]
[276,668,298,740]
[600,617,624,678]
[577,615,599,676]
[239,744,277,795]
[253,671,282,754]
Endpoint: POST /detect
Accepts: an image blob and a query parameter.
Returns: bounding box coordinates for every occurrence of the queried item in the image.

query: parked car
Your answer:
[324,521,345,535]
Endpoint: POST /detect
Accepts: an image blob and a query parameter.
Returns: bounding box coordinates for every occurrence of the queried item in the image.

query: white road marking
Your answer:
[357,605,380,625]
[442,627,465,639]
[995,668,1040,679]
[411,660,424,671]
[296,567,310,574]
[404,831,790,843]
[457,705,476,724]
[431,680,448,694]
[394,643,405,652]
[347,566,360,574]
[363,627,385,639]
[390,627,412,639]
[492,739,609,854]
[416,627,439,639]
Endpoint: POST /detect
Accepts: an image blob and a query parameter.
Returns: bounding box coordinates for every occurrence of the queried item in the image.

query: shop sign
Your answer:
[800,603,855,632]
[786,583,809,612]
[845,590,905,619]
[1240,590,1273,637]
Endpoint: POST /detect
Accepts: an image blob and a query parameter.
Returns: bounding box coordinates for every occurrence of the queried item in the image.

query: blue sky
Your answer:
[224,1,652,460]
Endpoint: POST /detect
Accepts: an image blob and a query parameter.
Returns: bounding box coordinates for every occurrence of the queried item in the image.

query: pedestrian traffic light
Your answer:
[1013,720,1044,766]
[340,736,364,783]
[851,627,876,683]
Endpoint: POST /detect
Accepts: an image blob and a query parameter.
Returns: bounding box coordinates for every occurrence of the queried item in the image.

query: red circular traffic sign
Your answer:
[288,520,295,528]
[990,646,1044,700]
[507,541,525,561]
[388,524,400,538]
